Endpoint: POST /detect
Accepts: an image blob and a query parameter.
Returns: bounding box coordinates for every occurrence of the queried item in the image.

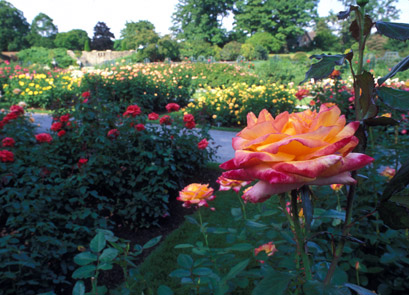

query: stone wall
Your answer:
[67,50,136,66]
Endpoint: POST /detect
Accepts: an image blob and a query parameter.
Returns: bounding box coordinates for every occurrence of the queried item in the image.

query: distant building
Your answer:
[297,31,316,48]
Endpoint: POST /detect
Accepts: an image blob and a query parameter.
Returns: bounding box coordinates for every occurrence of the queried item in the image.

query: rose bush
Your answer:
[220,105,374,202]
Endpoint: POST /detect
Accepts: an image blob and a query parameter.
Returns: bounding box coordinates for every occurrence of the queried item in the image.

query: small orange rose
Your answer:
[216,176,250,193]
[177,183,215,208]
[254,241,278,263]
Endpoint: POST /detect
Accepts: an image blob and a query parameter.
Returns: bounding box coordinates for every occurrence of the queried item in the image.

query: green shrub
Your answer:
[17,47,76,68]
[220,41,243,61]
[254,45,268,60]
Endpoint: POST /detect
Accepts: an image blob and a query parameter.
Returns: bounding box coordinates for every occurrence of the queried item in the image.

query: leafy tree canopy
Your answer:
[120,20,159,50]
[54,29,89,51]
[91,21,115,50]
[0,0,30,51]
[233,0,319,50]
[27,12,58,48]
[171,0,234,46]
[339,0,400,22]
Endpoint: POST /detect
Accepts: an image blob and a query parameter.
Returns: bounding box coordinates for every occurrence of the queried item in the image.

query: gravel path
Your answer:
[29,113,236,164]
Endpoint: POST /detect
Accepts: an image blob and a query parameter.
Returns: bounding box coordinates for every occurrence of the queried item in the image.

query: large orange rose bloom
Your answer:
[220,105,374,203]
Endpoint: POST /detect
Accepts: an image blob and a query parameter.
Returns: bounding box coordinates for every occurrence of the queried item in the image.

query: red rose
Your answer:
[107,129,119,139]
[183,114,195,123]
[2,137,15,147]
[148,112,159,120]
[123,105,141,117]
[198,138,208,150]
[57,130,66,137]
[295,89,310,100]
[159,115,172,125]
[60,114,70,122]
[366,59,371,63]
[0,150,14,162]
[10,105,24,115]
[3,112,18,122]
[81,91,91,98]
[35,133,53,143]
[185,121,196,129]
[135,123,145,131]
[51,122,63,132]
[78,158,88,168]
[165,103,180,112]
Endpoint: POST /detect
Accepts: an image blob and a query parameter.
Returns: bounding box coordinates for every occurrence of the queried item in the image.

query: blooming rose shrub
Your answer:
[181,82,297,127]
[0,94,216,293]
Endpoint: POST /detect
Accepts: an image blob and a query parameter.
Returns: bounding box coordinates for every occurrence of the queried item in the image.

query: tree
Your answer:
[220,41,242,61]
[157,35,180,61]
[54,29,89,51]
[120,20,159,50]
[91,22,115,50]
[171,0,234,46]
[27,13,58,48]
[245,31,286,53]
[0,0,30,51]
[313,17,341,51]
[233,0,319,51]
[338,0,399,22]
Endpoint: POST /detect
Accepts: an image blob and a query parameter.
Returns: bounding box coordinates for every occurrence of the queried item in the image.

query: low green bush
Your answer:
[16,47,76,68]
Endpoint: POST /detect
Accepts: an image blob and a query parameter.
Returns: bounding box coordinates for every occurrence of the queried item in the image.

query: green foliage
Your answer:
[171,0,234,45]
[54,29,90,51]
[246,31,286,53]
[254,45,268,61]
[120,20,159,50]
[16,47,76,68]
[0,0,30,51]
[220,41,242,61]
[234,0,319,50]
[71,229,162,294]
[84,38,91,52]
[255,57,304,84]
[179,40,218,60]
[27,13,58,48]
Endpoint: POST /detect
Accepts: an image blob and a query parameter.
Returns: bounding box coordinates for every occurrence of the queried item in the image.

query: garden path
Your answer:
[29,113,236,164]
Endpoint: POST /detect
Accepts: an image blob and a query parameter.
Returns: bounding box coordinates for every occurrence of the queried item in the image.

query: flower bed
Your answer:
[0,96,216,293]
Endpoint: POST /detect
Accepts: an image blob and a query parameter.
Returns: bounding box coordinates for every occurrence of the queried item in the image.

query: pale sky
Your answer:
[6,0,409,39]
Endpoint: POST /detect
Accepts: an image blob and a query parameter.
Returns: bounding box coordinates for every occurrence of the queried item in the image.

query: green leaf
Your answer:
[174,244,194,249]
[378,55,409,86]
[99,248,119,263]
[377,86,409,111]
[226,243,253,252]
[356,71,377,120]
[192,267,213,276]
[381,158,409,201]
[315,209,346,221]
[344,283,377,295]
[157,285,174,295]
[90,232,106,253]
[253,269,294,295]
[97,262,113,270]
[364,117,399,126]
[376,21,409,41]
[72,265,96,279]
[185,215,199,225]
[390,195,409,207]
[303,281,351,295]
[231,207,242,217]
[224,258,250,281]
[66,277,85,295]
[246,220,267,228]
[177,254,193,269]
[169,268,191,278]
[143,235,162,249]
[73,252,98,266]
[300,54,345,85]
